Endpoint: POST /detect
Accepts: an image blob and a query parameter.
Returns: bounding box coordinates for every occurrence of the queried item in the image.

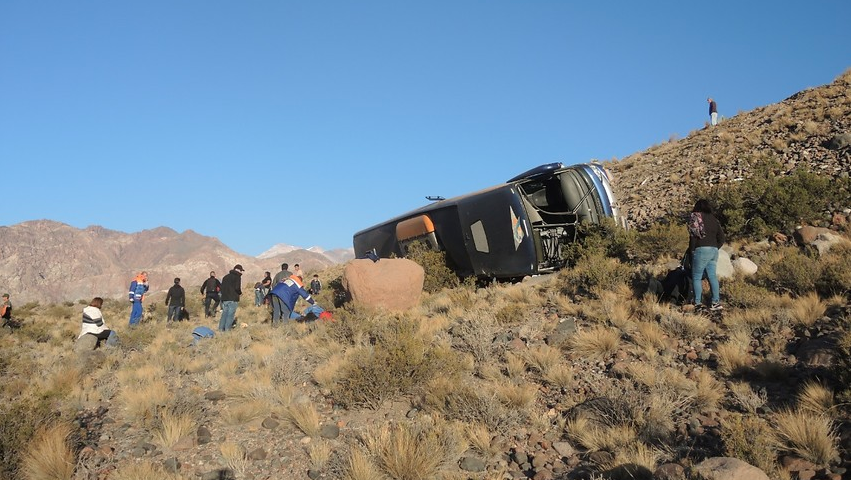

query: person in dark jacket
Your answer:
[165,278,186,323]
[688,199,726,311]
[309,274,322,295]
[219,265,244,331]
[272,263,292,285]
[269,275,317,326]
[1,293,12,328]
[200,271,221,318]
[708,97,718,126]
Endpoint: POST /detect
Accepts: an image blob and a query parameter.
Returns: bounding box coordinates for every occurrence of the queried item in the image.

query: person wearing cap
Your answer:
[219,264,244,331]
[127,271,149,326]
[269,275,318,327]
[1,293,12,328]
[165,277,186,323]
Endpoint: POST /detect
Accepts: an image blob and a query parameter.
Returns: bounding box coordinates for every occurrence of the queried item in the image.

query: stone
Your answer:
[692,457,769,480]
[319,424,340,439]
[459,456,486,472]
[731,257,758,276]
[163,457,180,473]
[171,435,195,451]
[202,469,236,480]
[551,441,575,458]
[247,447,267,460]
[793,226,834,245]
[715,248,734,279]
[532,468,554,480]
[588,451,613,465]
[261,417,280,430]
[654,463,685,480]
[811,231,847,255]
[204,390,227,402]
[342,258,424,311]
[307,469,321,479]
[780,455,816,472]
[74,334,99,352]
[826,133,851,150]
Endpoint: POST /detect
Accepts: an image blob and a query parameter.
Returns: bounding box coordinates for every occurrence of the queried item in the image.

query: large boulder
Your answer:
[716,248,734,279]
[691,457,769,480]
[74,333,99,353]
[731,257,758,276]
[793,226,834,245]
[342,258,424,311]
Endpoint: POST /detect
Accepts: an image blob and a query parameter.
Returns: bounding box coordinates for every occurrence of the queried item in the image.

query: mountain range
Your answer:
[0,221,353,303]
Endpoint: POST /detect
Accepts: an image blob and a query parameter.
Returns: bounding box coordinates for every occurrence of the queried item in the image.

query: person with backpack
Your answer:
[688,199,726,312]
[200,271,221,318]
[128,271,149,325]
[165,277,186,323]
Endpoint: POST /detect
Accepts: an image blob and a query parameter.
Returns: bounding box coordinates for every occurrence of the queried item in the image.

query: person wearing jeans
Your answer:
[269,275,317,327]
[688,199,726,311]
[218,265,244,331]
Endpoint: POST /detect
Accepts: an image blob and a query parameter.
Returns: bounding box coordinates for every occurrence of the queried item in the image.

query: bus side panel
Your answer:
[457,187,538,278]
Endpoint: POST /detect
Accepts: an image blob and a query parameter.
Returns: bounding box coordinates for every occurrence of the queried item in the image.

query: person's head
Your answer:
[313,274,319,279]
[692,199,714,214]
[210,271,216,277]
[264,271,270,277]
[174,277,181,284]
[294,264,300,269]
[234,264,245,274]
[2,293,9,300]
[89,297,103,309]
[281,263,289,271]
[707,97,713,103]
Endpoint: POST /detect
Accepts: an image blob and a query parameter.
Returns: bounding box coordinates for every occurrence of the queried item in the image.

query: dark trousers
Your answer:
[167,305,182,322]
[204,295,220,317]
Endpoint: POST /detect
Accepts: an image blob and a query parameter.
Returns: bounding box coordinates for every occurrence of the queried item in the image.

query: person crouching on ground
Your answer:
[269,275,319,327]
[81,297,113,344]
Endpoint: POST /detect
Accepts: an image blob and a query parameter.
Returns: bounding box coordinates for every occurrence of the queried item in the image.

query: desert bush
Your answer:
[722,276,773,309]
[797,381,834,417]
[558,252,632,298]
[773,409,838,465]
[109,461,186,480]
[566,326,621,360]
[630,221,689,263]
[405,241,460,293]
[21,423,75,480]
[361,419,465,480]
[817,242,851,296]
[0,397,58,478]
[702,159,851,239]
[720,413,780,476]
[756,247,822,296]
[561,218,635,266]
[423,377,520,433]
[332,318,461,409]
[285,402,321,437]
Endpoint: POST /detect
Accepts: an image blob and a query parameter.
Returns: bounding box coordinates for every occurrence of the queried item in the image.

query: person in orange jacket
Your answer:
[128,271,149,325]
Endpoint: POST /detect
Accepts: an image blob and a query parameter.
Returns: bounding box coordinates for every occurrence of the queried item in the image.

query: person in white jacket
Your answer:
[80,297,113,342]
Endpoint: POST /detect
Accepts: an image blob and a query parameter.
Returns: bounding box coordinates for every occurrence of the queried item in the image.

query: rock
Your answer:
[202,469,236,480]
[74,334,98,352]
[793,226,834,245]
[532,468,554,480]
[307,469,322,479]
[772,232,788,244]
[716,248,734,279]
[588,451,613,465]
[692,456,769,480]
[459,456,486,472]
[811,231,847,256]
[342,258,424,311]
[826,133,851,150]
[319,424,340,439]
[654,462,686,480]
[781,455,817,472]
[204,390,227,402]
[551,441,575,458]
[731,257,758,276]
[796,336,838,367]
[163,457,180,473]
[247,447,267,460]
[171,435,195,451]
[261,417,280,430]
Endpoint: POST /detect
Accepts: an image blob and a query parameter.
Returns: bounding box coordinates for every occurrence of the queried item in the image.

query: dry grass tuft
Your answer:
[797,381,834,417]
[286,402,321,437]
[658,310,713,340]
[543,363,574,390]
[465,423,501,457]
[21,423,75,480]
[790,292,825,326]
[220,442,249,474]
[109,461,185,480]
[504,352,527,379]
[344,447,383,480]
[363,420,464,480]
[523,345,561,375]
[118,379,172,423]
[567,326,621,360]
[692,370,724,412]
[773,409,837,465]
[494,382,536,409]
[716,333,753,376]
[308,440,332,470]
[565,415,637,452]
[720,413,780,476]
[221,400,267,426]
[729,381,767,413]
[153,409,196,449]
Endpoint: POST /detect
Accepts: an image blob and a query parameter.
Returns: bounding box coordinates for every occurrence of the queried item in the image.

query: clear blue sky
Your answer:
[2,1,849,256]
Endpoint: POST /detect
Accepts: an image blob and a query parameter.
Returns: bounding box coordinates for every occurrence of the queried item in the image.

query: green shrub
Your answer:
[699,159,851,239]
[756,247,822,296]
[723,276,773,308]
[720,413,780,476]
[630,221,689,263]
[331,317,461,409]
[559,252,633,297]
[561,219,635,266]
[817,243,851,296]
[405,241,460,293]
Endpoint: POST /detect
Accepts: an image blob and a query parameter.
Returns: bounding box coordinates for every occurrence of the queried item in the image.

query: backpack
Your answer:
[688,212,706,239]
[191,326,215,346]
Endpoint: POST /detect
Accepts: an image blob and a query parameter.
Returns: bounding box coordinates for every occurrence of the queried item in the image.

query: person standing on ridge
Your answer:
[200,271,221,318]
[707,98,718,126]
[165,277,185,323]
[128,271,149,326]
[272,263,292,285]
[219,264,244,331]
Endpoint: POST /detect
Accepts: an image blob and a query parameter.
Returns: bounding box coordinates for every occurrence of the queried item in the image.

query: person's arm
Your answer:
[716,217,726,247]
[299,288,316,305]
[165,289,172,305]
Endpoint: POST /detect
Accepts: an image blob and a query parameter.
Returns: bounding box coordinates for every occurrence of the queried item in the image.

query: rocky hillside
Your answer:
[0,221,351,303]
[609,69,851,229]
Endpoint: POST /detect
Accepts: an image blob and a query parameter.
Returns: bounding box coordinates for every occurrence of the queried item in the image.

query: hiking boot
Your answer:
[710,303,724,312]
[692,304,705,313]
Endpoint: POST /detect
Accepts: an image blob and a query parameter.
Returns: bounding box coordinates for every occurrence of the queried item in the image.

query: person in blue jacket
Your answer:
[269,275,318,326]
[128,271,149,326]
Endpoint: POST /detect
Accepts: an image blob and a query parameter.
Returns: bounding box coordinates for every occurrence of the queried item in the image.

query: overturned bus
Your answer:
[352,162,624,280]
